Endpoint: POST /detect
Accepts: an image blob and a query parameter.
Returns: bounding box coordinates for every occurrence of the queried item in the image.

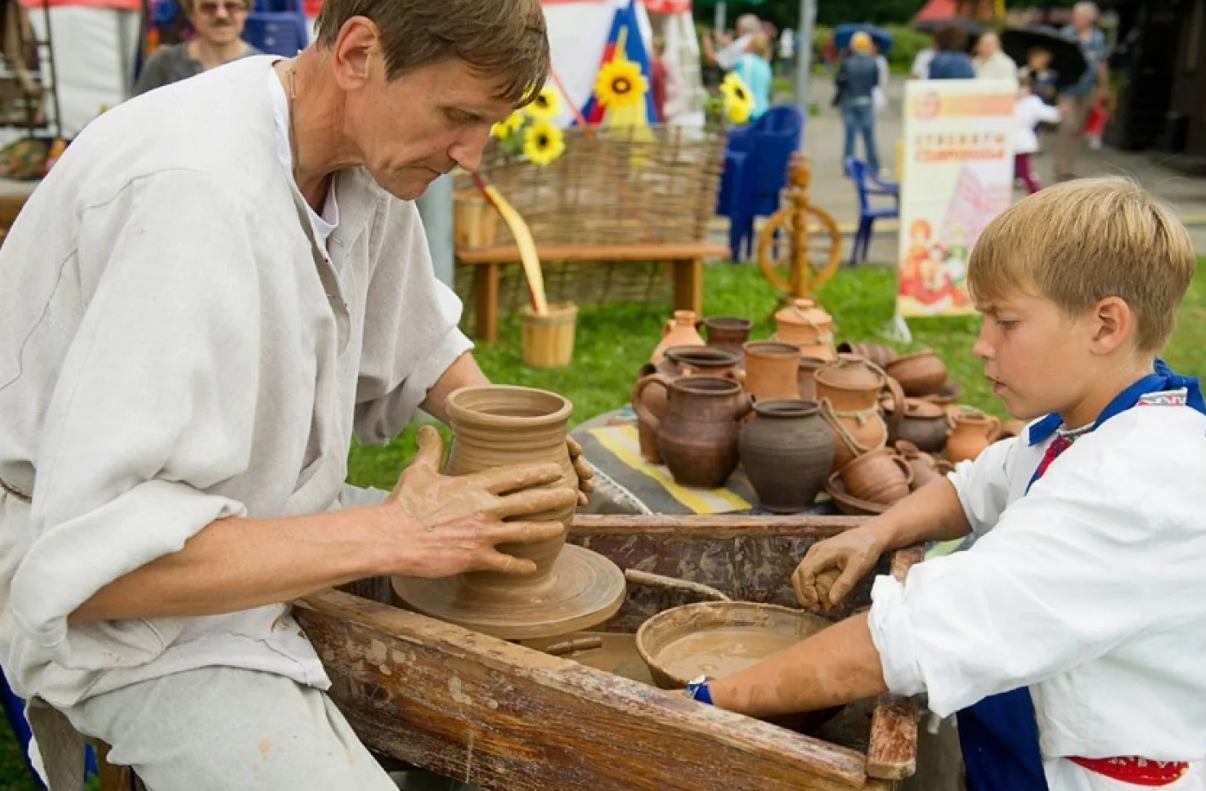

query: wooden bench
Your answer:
[457,241,730,342]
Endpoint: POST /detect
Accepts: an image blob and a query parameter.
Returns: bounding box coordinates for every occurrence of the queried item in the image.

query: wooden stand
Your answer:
[521,302,577,368]
[757,153,843,303]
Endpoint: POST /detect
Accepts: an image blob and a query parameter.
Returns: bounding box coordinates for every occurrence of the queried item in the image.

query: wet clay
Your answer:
[392,385,625,640]
[655,627,799,679]
[523,631,655,686]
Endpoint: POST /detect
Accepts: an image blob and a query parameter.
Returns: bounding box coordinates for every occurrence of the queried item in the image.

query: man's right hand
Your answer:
[791,525,889,613]
[380,425,577,579]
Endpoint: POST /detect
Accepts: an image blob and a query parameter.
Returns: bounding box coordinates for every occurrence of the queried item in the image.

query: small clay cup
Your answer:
[703,316,753,354]
[839,447,913,505]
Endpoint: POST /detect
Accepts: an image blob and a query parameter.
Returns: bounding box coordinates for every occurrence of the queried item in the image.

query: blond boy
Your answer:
[690,179,1206,791]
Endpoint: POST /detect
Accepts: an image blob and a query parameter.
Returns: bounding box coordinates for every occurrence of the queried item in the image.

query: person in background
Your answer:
[928,24,975,79]
[836,31,881,176]
[973,31,1018,81]
[871,40,890,118]
[702,13,761,70]
[736,33,773,120]
[1018,47,1058,105]
[650,35,668,122]
[132,0,260,96]
[1055,1,1108,181]
[1014,74,1062,194]
[778,27,795,76]
[910,34,937,79]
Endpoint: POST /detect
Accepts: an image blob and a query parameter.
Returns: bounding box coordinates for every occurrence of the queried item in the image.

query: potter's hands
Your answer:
[567,436,594,507]
[382,425,577,578]
[791,525,888,613]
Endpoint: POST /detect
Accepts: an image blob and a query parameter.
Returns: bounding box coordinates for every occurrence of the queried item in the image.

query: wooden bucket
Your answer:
[453,190,497,249]
[521,302,577,368]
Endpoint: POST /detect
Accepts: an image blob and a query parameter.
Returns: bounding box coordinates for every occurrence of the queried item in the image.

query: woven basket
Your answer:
[453,124,724,329]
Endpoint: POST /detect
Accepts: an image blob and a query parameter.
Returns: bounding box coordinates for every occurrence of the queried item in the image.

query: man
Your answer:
[836,32,882,177]
[0,0,591,788]
[1055,1,1108,181]
[132,0,260,95]
[973,32,1019,81]
[702,13,761,71]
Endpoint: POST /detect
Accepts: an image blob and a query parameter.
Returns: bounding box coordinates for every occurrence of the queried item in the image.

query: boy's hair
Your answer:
[314,0,550,108]
[968,178,1196,352]
[1018,73,1033,90]
[1027,46,1051,63]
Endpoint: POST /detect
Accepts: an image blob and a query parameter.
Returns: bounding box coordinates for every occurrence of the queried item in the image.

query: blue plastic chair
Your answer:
[715,104,805,261]
[244,0,308,57]
[844,157,899,266]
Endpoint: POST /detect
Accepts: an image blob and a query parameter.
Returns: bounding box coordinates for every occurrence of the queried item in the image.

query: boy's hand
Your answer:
[792,526,889,612]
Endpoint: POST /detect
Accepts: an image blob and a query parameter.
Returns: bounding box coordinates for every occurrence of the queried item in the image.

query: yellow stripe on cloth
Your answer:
[588,424,752,514]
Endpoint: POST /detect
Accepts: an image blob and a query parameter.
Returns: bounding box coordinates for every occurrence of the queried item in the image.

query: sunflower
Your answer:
[527,84,562,120]
[491,110,526,140]
[593,59,648,110]
[523,120,566,166]
[719,73,755,125]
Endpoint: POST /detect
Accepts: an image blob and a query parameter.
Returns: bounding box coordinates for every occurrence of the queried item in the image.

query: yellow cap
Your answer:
[851,31,872,52]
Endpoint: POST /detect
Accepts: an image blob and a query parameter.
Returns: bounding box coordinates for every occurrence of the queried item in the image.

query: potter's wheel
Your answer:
[392,544,626,640]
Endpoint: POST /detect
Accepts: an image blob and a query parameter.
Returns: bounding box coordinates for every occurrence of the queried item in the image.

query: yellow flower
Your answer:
[491,110,526,139]
[527,85,562,120]
[523,120,566,166]
[593,59,648,110]
[720,73,755,125]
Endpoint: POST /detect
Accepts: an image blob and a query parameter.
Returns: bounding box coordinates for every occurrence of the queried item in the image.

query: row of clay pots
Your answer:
[650,299,839,368]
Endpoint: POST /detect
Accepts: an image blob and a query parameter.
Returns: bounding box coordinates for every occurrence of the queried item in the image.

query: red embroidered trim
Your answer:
[1068,756,1190,786]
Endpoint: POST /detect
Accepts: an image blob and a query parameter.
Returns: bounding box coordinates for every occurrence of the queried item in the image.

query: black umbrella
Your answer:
[1001,25,1087,89]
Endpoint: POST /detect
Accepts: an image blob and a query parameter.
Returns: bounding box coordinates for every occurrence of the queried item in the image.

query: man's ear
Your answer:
[331,16,379,92]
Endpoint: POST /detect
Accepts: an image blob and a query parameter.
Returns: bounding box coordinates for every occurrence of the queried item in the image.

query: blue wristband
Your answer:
[684,674,713,705]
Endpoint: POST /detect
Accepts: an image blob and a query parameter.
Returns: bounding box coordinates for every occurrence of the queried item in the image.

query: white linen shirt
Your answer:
[1015,93,1062,155]
[869,402,1206,790]
[0,55,473,708]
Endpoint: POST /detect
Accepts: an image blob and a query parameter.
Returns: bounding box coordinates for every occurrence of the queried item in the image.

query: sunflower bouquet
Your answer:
[491,85,567,167]
[706,72,757,127]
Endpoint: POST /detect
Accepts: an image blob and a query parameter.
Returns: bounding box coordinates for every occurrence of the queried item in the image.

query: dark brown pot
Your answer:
[738,399,836,513]
[632,375,751,488]
[839,447,913,505]
[632,346,741,463]
[703,316,753,355]
[882,397,949,453]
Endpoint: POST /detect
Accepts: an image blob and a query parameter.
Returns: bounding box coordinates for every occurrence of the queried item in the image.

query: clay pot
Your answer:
[442,385,577,583]
[825,471,890,516]
[703,316,753,356]
[946,406,1003,463]
[773,298,836,354]
[814,354,888,411]
[742,341,801,402]
[885,349,948,397]
[651,310,706,363]
[797,357,826,401]
[882,396,949,453]
[633,375,751,488]
[738,399,835,513]
[839,447,913,505]
[837,341,898,369]
[895,439,953,489]
[919,379,964,408]
[633,346,742,463]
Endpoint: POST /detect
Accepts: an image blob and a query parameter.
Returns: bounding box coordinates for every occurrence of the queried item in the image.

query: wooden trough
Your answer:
[295,514,922,791]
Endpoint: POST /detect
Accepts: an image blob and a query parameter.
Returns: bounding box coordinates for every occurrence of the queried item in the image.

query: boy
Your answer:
[687,179,1206,790]
[1018,47,1059,106]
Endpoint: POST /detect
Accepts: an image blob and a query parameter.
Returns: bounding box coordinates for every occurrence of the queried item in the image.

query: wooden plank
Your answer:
[673,257,705,315]
[456,242,731,265]
[473,262,500,342]
[296,590,892,791]
[572,513,868,536]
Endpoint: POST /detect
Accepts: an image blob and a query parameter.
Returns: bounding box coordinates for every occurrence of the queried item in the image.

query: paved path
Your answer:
[709,74,1206,261]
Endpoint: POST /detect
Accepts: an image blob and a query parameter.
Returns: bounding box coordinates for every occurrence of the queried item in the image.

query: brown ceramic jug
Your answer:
[738,399,836,513]
[703,316,753,356]
[885,349,948,397]
[882,396,949,453]
[441,385,577,584]
[895,439,952,489]
[632,375,751,488]
[632,346,741,463]
[651,310,706,363]
[773,298,836,359]
[813,355,906,471]
[946,406,1002,463]
[797,356,826,401]
[743,341,801,402]
[839,447,913,505]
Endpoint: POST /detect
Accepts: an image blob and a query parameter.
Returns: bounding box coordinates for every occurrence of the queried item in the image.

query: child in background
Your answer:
[650,36,668,122]
[1014,74,1061,193]
[736,33,773,120]
[1018,47,1058,105]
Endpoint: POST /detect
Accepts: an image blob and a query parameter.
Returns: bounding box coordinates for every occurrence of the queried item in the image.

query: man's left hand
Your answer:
[567,437,594,507]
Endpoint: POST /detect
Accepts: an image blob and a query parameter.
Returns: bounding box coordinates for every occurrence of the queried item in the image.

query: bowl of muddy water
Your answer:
[636,601,842,731]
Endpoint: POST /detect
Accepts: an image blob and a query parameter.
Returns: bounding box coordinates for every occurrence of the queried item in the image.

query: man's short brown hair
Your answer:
[313,0,550,107]
[968,178,1197,352]
[934,23,969,53]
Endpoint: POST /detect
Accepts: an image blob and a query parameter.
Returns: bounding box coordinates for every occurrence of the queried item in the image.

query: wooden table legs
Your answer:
[473,262,500,342]
[673,258,703,316]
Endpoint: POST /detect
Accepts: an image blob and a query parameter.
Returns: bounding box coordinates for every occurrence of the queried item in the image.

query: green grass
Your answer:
[3,257,1204,785]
